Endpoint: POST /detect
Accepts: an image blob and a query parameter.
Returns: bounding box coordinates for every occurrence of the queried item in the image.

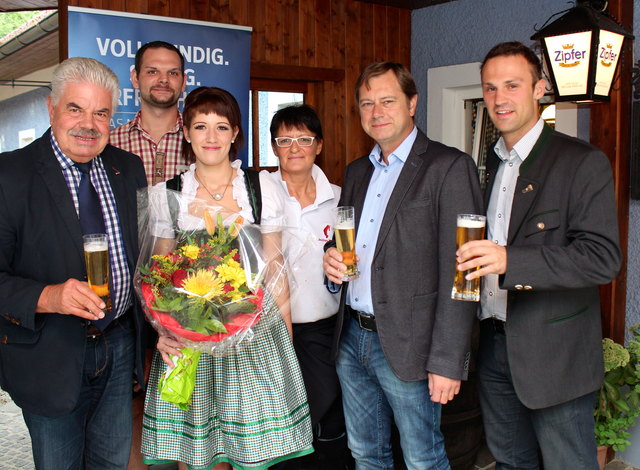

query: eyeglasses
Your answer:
[274,136,316,147]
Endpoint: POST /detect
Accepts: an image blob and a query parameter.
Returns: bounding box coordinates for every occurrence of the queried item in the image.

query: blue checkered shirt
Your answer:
[50,133,132,317]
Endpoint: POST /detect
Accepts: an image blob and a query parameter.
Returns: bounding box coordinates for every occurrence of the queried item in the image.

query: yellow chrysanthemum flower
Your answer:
[180,244,200,260]
[216,261,247,289]
[226,290,246,302]
[182,269,223,300]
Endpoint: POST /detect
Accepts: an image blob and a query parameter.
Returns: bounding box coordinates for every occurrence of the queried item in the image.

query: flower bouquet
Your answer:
[135,187,290,409]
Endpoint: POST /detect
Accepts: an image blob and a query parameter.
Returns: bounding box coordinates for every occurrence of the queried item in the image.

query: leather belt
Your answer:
[482,317,505,334]
[86,308,132,338]
[347,305,377,332]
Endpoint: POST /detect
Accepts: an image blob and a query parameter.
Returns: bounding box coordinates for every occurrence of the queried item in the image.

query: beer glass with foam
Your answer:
[451,214,486,302]
[83,233,112,311]
[335,206,359,281]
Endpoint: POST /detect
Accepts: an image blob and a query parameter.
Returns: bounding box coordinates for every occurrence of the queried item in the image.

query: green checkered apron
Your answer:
[141,299,313,470]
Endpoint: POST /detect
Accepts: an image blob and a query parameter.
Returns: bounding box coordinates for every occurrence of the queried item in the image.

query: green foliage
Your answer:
[0,12,42,40]
[595,324,640,451]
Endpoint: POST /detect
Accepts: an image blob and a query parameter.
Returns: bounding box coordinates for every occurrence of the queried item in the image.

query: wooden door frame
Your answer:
[592,0,633,342]
[249,63,345,174]
[248,79,309,171]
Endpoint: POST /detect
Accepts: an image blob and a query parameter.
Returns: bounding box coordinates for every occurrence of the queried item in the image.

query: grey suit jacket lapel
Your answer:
[507,124,554,244]
[374,132,427,258]
[35,132,84,254]
[507,176,540,244]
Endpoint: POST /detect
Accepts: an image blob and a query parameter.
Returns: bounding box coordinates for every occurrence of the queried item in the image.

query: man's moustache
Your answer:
[68,128,102,138]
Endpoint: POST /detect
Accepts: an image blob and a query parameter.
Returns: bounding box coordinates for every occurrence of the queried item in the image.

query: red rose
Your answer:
[223,284,234,293]
[171,269,188,287]
[233,252,240,262]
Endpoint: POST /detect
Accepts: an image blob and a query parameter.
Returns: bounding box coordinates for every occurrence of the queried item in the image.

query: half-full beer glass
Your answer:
[451,214,486,302]
[83,233,112,311]
[335,206,359,281]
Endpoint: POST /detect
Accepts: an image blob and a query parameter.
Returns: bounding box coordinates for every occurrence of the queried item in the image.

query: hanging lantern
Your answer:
[531,0,633,103]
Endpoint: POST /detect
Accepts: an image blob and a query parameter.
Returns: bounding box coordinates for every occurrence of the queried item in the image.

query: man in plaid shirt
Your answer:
[111,41,187,186]
[112,41,189,469]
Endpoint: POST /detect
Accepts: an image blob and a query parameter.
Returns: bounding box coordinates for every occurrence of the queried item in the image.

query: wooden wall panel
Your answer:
[315,0,331,68]
[189,0,208,21]
[264,0,285,64]
[227,0,247,29]
[373,6,387,62]
[299,0,316,67]
[126,0,146,14]
[398,8,411,62]
[359,3,374,66]
[168,0,188,19]
[148,0,169,17]
[283,0,299,65]
[67,0,412,185]
[592,0,632,342]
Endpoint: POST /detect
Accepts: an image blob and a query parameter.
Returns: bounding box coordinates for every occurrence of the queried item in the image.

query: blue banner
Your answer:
[68,7,252,165]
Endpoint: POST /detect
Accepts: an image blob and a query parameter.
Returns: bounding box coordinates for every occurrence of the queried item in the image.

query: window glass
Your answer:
[249,91,303,168]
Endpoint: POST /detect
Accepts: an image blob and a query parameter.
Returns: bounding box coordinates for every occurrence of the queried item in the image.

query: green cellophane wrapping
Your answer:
[159,347,202,410]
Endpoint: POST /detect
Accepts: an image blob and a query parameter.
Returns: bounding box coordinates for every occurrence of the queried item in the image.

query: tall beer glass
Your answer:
[451,214,486,302]
[83,233,112,311]
[335,206,359,281]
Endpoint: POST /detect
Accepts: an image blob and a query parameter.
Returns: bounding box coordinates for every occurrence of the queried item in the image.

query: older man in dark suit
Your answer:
[456,42,621,470]
[323,62,483,469]
[0,57,147,469]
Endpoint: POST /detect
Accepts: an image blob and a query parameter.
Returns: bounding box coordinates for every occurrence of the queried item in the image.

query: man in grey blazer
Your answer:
[323,62,483,469]
[456,42,621,470]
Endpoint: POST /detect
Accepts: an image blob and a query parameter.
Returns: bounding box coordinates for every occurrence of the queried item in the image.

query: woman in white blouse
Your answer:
[266,105,352,470]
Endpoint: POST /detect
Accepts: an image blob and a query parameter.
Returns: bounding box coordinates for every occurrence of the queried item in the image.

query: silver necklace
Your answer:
[195,168,233,201]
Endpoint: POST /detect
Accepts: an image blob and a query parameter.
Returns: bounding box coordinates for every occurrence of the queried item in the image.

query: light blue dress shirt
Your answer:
[347,126,418,315]
[479,118,544,321]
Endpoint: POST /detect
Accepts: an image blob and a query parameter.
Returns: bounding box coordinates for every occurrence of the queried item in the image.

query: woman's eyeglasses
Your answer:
[274,136,316,147]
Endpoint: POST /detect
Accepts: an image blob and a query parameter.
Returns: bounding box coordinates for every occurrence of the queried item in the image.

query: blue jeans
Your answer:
[336,315,450,470]
[477,322,599,470]
[22,317,135,470]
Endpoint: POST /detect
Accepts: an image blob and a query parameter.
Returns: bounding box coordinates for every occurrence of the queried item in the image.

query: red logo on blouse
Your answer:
[323,225,331,238]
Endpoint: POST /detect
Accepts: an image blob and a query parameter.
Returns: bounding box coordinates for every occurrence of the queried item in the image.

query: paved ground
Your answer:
[0,388,176,470]
[0,389,33,469]
[1,387,638,470]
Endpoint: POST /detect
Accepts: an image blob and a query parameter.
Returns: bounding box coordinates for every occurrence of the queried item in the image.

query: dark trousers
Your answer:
[22,315,136,470]
[272,315,352,470]
[477,320,599,470]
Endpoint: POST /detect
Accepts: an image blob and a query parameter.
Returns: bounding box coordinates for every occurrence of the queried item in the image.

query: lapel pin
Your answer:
[522,184,534,194]
[112,166,121,175]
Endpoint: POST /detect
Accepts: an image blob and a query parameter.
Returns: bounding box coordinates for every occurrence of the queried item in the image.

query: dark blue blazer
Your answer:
[0,129,148,416]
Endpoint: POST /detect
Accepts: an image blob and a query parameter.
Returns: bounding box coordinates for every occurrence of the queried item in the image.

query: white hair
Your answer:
[50,57,119,110]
